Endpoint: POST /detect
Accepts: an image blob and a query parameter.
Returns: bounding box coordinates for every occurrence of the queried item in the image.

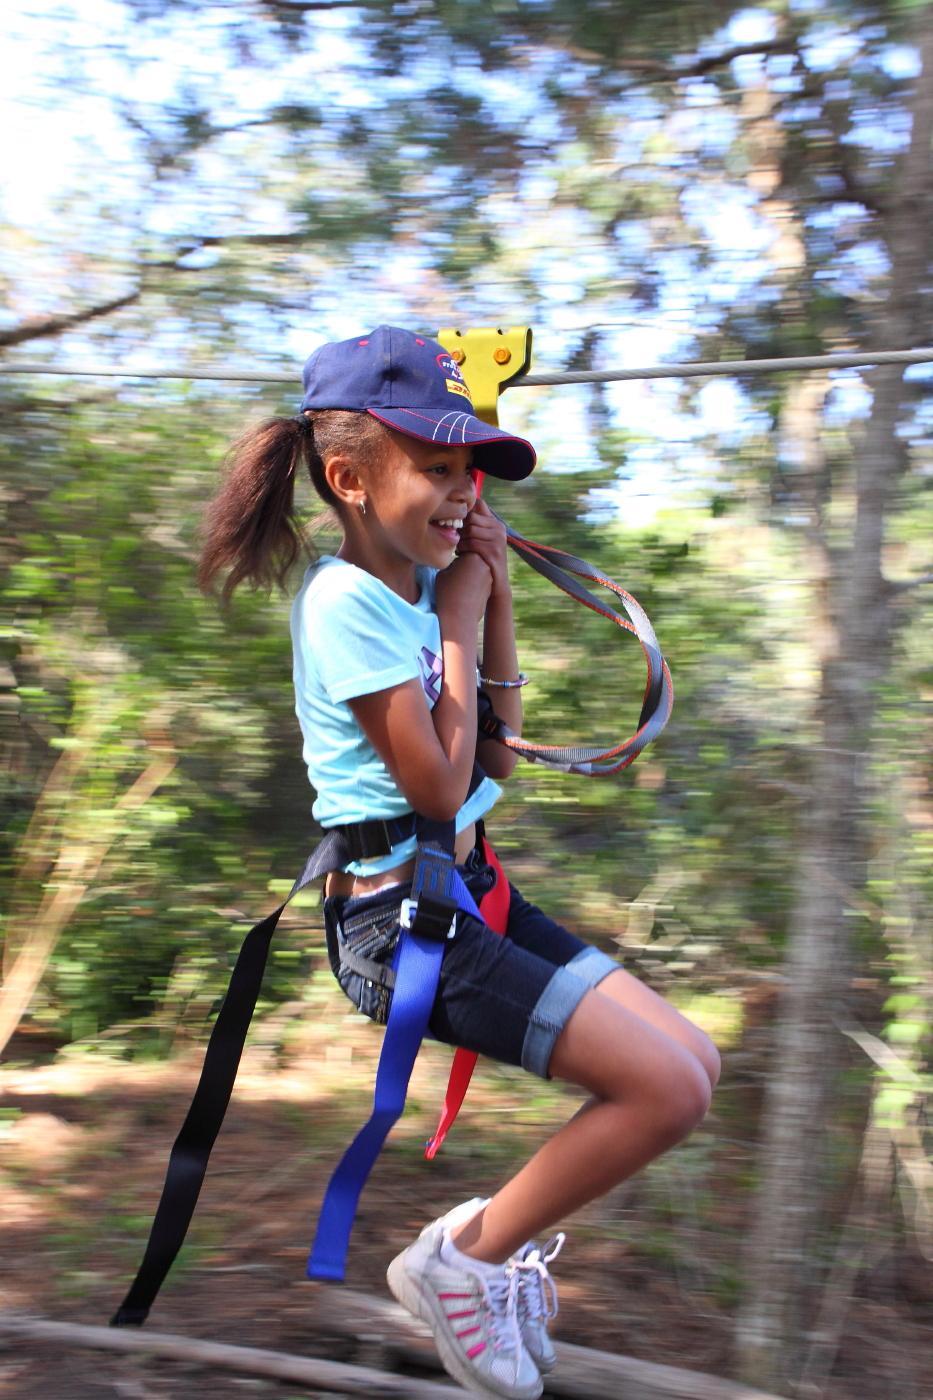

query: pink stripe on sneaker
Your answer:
[445,1308,476,1321]
[456,1325,481,1339]
[438,1291,472,1299]
[466,1341,486,1359]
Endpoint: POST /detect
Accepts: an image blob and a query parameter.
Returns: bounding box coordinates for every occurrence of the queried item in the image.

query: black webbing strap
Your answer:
[110,836,343,1327]
[338,812,418,862]
[110,784,482,1324]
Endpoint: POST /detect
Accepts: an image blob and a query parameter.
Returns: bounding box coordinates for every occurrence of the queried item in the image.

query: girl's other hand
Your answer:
[435,550,493,619]
[457,497,510,597]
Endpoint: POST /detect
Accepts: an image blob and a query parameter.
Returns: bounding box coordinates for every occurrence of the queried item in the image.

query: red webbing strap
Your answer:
[423,836,510,1159]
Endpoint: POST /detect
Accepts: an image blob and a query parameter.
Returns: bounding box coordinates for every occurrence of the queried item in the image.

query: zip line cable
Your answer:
[2,346,932,387]
[517,347,933,385]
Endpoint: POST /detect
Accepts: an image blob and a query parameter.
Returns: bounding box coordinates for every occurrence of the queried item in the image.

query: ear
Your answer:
[324,454,366,513]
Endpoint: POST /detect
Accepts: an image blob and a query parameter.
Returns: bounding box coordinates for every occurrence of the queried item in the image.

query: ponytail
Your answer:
[197,409,389,602]
[196,416,305,602]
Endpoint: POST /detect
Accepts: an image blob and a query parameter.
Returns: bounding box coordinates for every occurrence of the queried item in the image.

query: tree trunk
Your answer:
[735,18,933,1393]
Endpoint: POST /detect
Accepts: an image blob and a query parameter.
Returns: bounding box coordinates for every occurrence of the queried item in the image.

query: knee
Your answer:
[648,1054,713,1146]
[698,1034,722,1091]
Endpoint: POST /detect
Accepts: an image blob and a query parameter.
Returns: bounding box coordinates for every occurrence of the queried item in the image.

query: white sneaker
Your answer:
[511,1234,565,1375]
[417,1199,564,1379]
[387,1204,542,1400]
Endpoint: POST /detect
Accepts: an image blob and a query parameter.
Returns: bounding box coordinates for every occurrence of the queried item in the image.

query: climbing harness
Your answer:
[111,326,673,1326]
[110,806,509,1322]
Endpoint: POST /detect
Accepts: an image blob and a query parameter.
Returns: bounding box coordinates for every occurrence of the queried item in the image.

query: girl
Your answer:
[198,326,720,1400]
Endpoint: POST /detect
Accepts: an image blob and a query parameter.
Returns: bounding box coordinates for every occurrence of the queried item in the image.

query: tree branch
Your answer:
[0,292,140,350]
[195,231,309,248]
[260,1,375,13]
[0,1292,791,1400]
[140,231,311,272]
[0,1315,461,1399]
[622,39,798,81]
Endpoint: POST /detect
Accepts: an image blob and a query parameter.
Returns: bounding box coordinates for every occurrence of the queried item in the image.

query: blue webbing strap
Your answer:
[307,841,481,1281]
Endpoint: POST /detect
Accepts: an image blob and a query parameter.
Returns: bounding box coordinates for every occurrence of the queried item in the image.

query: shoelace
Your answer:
[514,1232,565,1326]
[479,1261,524,1358]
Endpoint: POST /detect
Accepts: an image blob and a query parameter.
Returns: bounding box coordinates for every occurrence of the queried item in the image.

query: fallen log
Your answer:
[548,1342,789,1400]
[0,1298,790,1400]
[308,1287,791,1400]
[0,1314,461,1399]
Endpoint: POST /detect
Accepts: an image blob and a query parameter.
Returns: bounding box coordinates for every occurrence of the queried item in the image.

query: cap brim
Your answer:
[368,407,536,481]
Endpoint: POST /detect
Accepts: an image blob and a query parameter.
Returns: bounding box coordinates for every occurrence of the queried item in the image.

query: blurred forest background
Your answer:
[1,2,931,1398]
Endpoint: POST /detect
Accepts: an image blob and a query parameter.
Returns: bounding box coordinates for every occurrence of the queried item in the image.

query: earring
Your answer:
[358,498,367,517]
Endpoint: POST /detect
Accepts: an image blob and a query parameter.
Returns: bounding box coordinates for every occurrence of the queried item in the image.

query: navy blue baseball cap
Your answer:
[299,325,536,480]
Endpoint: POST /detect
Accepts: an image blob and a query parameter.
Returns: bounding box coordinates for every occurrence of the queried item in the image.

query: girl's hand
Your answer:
[435,550,493,620]
[457,497,510,598]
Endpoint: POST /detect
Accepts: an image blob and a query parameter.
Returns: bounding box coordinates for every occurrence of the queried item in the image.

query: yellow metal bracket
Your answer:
[436,326,533,427]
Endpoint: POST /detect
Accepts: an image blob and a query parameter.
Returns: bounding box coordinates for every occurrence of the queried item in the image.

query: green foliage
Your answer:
[1,8,929,1302]
[1,371,815,1039]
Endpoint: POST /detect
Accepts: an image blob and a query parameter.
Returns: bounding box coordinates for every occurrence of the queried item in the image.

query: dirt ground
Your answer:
[1,1018,930,1400]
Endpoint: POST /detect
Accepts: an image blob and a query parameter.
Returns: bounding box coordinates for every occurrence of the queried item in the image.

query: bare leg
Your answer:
[596,968,721,1089]
[451,975,717,1264]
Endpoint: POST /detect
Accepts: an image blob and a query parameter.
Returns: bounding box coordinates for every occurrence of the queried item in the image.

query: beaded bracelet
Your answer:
[479,672,529,688]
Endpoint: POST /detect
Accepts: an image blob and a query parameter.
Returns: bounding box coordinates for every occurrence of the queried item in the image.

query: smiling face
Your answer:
[327,426,478,595]
[372,430,478,565]
[322,414,479,590]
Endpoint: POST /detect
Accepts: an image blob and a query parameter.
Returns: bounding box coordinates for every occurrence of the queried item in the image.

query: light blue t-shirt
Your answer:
[290,555,501,874]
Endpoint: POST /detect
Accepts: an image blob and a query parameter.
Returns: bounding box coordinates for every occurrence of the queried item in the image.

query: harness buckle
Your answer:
[401,839,459,942]
[400,895,458,943]
[350,818,397,861]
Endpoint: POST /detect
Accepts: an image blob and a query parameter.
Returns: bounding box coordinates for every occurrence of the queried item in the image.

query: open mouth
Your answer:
[430,517,464,546]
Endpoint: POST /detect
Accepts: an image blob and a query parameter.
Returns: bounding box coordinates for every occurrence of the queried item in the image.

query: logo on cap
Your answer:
[436,352,471,401]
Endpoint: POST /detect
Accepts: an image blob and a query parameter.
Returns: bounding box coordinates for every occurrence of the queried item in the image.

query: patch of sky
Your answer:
[696,380,749,439]
[730,50,775,87]
[605,443,722,528]
[519,169,559,205]
[611,222,653,269]
[671,101,737,163]
[845,106,911,155]
[767,56,803,93]
[807,203,872,231]
[614,98,667,150]
[521,384,602,474]
[879,44,921,80]
[455,65,546,125]
[824,373,871,425]
[1,5,270,231]
[727,9,778,45]
[815,238,890,296]
[779,98,824,125]
[681,186,771,260]
[800,24,864,73]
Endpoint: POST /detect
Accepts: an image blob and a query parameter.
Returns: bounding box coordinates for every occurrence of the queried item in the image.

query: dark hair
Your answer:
[197,409,388,602]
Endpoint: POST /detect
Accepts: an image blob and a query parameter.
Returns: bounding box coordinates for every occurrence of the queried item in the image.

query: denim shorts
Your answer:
[322,844,620,1079]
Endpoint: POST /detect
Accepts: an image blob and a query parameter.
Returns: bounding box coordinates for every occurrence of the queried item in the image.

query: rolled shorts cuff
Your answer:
[520,949,621,1080]
[565,945,621,988]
